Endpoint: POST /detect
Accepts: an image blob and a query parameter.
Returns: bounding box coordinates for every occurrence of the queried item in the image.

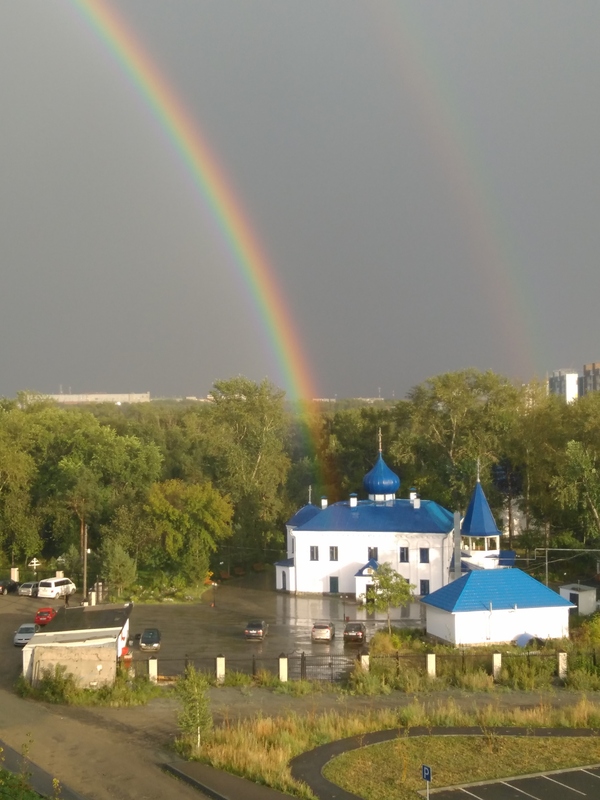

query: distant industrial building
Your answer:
[44,392,150,405]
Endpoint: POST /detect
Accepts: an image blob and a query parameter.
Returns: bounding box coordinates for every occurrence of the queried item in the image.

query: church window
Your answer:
[420,580,430,596]
[368,546,378,561]
[419,548,429,564]
[310,546,319,561]
[399,547,409,563]
[329,546,338,561]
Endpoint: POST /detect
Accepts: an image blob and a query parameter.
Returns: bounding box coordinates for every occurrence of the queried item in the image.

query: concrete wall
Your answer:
[426,606,571,646]
[28,644,118,687]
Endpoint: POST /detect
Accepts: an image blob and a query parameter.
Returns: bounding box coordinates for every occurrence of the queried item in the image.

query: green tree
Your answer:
[175,665,213,753]
[392,369,520,511]
[366,562,414,634]
[146,479,232,582]
[101,539,137,596]
[552,440,600,544]
[203,377,290,560]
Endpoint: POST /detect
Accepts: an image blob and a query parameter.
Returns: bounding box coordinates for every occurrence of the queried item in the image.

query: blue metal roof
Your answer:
[355,558,379,577]
[498,550,516,567]
[294,498,453,534]
[363,453,401,495]
[462,481,501,537]
[286,503,321,527]
[275,557,295,567]
[421,569,574,613]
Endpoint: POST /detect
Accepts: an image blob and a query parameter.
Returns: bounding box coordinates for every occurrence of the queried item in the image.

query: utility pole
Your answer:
[83,524,88,603]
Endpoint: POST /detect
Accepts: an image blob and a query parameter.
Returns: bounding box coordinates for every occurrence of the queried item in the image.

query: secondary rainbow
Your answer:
[70,0,317,404]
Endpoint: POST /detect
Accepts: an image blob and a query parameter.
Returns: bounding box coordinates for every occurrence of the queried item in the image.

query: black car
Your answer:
[245,620,268,640]
[139,628,161,652]
[0,579,19,595]
[343,622,367,644]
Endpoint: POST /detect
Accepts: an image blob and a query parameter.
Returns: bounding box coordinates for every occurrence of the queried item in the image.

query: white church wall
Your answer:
[292,529,452,595]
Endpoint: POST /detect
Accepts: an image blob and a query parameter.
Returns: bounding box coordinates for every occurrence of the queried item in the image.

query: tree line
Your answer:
[1,370,599,592]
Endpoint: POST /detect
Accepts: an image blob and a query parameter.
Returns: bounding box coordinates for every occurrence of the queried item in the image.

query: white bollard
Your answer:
[426,653,436,678]
[557,651,568,681]
[278,654,288,683]
[148,658,158,684]
[492,652,502,681]
[216,655,226,685]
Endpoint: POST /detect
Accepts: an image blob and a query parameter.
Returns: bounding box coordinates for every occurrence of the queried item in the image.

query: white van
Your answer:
[37,577,76,599]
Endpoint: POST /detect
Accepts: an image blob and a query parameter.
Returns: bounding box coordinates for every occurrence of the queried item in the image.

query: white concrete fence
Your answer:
[144,650,571,684]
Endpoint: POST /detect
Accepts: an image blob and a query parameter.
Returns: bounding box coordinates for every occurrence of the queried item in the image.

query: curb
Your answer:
[162,759,293,800]
[0,737,88,800]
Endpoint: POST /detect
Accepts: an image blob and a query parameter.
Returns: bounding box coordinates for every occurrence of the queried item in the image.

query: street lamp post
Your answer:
[342,594,348,622]
[212,581,218,608]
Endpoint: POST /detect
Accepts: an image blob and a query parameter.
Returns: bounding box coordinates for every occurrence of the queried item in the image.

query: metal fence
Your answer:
[287,652,358,682]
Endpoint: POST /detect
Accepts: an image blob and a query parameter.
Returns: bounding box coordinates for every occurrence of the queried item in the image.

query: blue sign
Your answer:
[422,765,432,782]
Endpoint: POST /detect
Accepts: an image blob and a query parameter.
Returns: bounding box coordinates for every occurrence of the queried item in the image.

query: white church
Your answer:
[275,448,456,599]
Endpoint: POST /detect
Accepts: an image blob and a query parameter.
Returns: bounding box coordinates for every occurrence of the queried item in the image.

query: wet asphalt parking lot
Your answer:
[0,570,426,682]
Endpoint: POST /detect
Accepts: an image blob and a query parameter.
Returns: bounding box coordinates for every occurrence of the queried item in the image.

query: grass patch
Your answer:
[323,736,600,800]
[190,696,600,798]
[16,666,162,707]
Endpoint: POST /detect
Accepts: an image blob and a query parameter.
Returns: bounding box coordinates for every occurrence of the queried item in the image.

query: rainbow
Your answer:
[366,3,538,379]
[69,0,318,404]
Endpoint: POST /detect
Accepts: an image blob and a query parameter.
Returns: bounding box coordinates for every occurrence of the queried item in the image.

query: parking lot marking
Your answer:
[458,790,486,798]
[542,775,587,795]
[581,769,600,780]
[502,782,543,799]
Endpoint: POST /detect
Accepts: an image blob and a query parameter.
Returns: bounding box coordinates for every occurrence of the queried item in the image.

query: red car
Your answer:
[35,607,57,626]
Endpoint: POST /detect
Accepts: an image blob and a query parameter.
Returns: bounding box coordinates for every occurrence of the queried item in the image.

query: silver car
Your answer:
[311,622,335,642]
[18,582,39,597]
[14,623,39,647]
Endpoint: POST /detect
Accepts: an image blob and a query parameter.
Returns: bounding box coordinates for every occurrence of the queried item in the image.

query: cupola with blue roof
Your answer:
[459,464,514,570]
[363,430,400,501]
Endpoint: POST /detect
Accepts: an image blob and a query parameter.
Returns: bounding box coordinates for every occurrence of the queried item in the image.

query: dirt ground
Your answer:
[1,578,600,800]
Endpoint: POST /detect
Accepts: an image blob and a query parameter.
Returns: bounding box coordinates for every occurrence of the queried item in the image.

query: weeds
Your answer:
[16,666,162,707]
[192,697,600,799]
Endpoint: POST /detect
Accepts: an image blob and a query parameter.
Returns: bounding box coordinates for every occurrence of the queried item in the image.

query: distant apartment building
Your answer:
[548,370,579,403]
[583,363,600,395]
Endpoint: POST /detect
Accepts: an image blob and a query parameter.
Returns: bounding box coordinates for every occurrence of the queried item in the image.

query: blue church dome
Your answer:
[363,453,400,496]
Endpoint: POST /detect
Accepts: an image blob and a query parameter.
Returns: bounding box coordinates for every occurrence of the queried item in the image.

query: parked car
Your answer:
[37,577,76,599]
[0,579,19,595]
[18,582,39,597]
[311,622,335,642]
[34,607,58,626]
[244,620,268,640]
[14,623,40,647]
[139,628,161,652]
[343,622,367,644]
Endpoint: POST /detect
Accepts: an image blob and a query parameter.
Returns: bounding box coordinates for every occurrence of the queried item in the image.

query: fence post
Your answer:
[216,654,226,685]
[492,652,502,681]
[278,653,288,683]
[426,653,436,678]
[557,651,568,681]
[252,653,257,678]
[300,651,307,680]
[184,653,190,670]
[148,657,158,684]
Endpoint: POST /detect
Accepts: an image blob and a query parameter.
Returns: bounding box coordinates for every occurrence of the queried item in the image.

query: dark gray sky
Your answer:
[1,1,599,400]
